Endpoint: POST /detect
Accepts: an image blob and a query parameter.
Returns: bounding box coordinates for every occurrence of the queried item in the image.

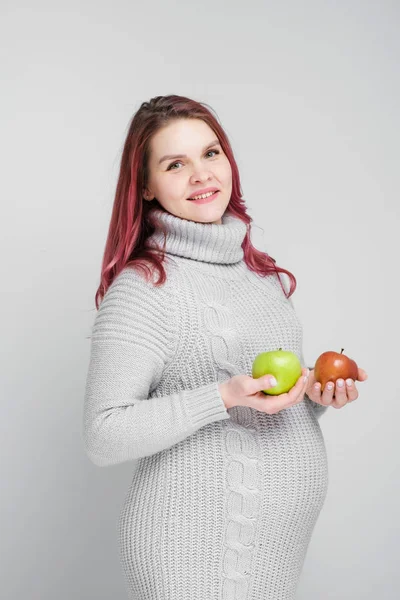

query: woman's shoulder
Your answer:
[92,263,179,350]
[110,260,179,298]
[97,262,180,327]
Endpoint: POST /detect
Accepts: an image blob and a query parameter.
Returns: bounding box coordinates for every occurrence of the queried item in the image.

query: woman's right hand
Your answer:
[218,368,310,414]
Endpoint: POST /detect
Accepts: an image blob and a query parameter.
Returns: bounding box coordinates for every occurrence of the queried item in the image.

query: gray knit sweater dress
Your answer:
[83,206,329,600]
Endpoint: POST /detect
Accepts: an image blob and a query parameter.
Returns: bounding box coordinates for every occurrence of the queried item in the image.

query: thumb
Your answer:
[256,374,277,391]
[357,368,368,381]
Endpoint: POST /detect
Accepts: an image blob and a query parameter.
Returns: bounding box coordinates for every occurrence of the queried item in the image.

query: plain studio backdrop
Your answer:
[1,1,398,598]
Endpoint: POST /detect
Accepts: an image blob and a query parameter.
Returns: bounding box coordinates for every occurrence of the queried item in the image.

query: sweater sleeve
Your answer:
[82,268,230,467]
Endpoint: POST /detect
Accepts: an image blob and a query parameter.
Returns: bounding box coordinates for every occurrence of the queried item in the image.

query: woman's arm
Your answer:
[82,269,230,467]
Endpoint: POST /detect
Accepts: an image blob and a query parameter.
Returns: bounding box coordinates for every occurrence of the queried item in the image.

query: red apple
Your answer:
[314,348,358,392]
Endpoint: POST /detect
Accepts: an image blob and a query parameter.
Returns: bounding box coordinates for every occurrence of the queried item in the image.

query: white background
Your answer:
[1,1,399,598]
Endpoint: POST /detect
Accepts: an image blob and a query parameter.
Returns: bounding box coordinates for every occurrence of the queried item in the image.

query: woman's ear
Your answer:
[142,189,154,202]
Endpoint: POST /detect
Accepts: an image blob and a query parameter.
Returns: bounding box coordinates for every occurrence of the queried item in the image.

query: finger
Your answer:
[307,380,322,403]
[286,369,310,406]
[344,378,359,402]
[305,370,316,392]
[258,369,309,414]
[321,380,335,405]
[357,368,368,382]
[255,374,279,393]
[259,367,308,396]
[333,378,348,408]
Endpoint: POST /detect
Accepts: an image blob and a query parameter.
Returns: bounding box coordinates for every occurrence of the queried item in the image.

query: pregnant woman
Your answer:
[83,94,366,599]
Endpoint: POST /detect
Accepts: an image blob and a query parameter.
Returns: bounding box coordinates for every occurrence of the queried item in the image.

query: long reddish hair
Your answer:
[95,94,297,309]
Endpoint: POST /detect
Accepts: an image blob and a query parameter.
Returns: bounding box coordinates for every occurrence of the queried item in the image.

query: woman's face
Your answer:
[143,118,233,225]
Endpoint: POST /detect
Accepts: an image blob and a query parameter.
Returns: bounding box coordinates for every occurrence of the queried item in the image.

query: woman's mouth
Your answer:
[187,190,220,204]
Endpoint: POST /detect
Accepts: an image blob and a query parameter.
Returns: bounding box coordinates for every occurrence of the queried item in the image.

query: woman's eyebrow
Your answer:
[158,139,220,165]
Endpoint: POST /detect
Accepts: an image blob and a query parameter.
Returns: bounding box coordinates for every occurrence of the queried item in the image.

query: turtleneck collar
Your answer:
[145,206,248,265]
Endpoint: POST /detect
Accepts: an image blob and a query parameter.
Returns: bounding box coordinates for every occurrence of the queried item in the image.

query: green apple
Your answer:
[252,348,302,395]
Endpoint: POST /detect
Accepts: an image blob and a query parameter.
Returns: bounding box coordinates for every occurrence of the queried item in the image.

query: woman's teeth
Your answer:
[190,191,216,200]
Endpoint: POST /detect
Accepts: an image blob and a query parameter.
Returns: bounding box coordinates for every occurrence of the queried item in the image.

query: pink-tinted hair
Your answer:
[94,94,297,309]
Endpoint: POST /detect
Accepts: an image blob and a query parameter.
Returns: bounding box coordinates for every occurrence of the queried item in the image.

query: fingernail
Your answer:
[346,379,352,387]
[327,383,333,390]
[337,379,344,387]
[269,377,277,387]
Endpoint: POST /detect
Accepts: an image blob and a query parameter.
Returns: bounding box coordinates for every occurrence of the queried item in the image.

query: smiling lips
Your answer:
[188,187,219,200]
[188,191,219,204]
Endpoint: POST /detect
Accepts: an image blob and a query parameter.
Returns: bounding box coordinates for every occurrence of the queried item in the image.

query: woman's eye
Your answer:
[167,161,182,171]
[167,149,220,171]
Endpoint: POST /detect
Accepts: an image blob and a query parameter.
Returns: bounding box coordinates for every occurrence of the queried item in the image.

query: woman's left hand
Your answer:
[306,367,368,409]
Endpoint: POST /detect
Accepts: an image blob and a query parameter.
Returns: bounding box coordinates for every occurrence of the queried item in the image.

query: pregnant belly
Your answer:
[255,400,329,513]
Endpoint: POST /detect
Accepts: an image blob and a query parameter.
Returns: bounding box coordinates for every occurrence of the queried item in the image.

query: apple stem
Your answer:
[341,348,344,354]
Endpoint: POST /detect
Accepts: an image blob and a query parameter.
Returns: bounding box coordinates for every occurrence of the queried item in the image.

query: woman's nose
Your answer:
[190,168,213,182]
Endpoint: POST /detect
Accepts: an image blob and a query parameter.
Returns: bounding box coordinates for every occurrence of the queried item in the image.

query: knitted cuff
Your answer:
[184,381,231,429]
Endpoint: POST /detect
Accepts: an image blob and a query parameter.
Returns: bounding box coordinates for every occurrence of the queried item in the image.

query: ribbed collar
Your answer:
[145,206,248,264]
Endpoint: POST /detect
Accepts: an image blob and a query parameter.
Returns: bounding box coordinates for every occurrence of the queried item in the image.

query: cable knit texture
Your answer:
[83,206,329,600]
